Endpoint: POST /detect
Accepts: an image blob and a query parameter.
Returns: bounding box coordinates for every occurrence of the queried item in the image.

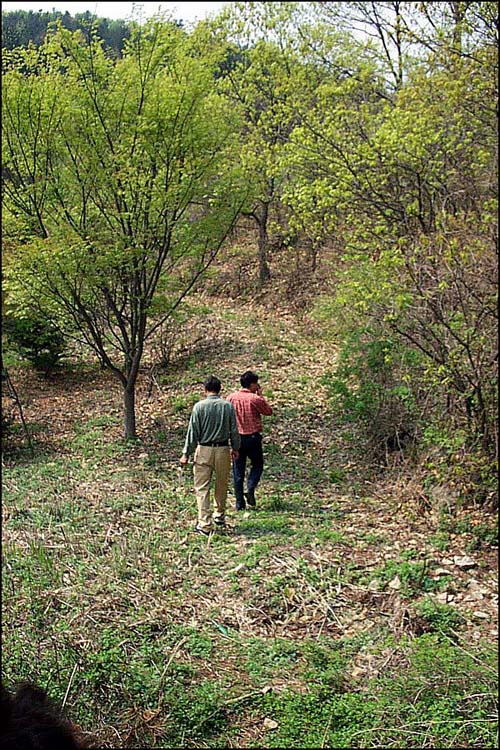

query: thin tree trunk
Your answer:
[123,382,137,440]
[3,367,34,455]
[258,202,271,286]
[311,247,318,273]
[451,0,465,55]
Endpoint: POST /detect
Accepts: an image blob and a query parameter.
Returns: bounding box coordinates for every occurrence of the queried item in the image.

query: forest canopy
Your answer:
[1,8,135,56]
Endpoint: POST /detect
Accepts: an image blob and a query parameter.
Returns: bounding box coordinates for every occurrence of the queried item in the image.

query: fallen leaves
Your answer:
[263,718,279,730]
[2,291,498,660]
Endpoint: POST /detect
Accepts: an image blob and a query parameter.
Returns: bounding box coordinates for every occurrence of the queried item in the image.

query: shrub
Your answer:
[321,330,420,457]
[4,314,67,373]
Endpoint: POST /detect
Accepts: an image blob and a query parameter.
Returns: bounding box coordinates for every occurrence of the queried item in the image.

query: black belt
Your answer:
[200,440,229,447]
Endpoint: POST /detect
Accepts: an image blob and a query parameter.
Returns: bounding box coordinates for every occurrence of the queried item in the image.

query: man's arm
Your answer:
[228,403,241,460]
[253,388,273,415]
[180,405,200,463]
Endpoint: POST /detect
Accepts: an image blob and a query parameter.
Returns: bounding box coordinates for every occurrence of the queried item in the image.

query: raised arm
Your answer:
[253,391,273,415]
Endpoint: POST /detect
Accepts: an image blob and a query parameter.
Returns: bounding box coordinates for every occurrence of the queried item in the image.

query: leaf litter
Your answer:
[2,291,498,746]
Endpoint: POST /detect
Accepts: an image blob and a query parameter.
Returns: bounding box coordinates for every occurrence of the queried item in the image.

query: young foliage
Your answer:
[215,2,326,282]
[293,4,498,479]
[2,20,248,438]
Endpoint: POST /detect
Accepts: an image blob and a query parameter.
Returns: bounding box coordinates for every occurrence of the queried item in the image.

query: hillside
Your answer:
[2,291,497,748]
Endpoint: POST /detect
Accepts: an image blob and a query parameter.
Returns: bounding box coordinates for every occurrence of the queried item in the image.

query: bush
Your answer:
[321,331,420,457]
[4,315,67,373]
[415,598,465,635]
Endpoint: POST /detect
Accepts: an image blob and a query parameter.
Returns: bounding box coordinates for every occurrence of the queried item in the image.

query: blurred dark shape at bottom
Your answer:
[0,681,84,750]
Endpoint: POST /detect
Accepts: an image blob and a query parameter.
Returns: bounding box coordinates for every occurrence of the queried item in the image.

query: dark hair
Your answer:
[204,375,221,394]
[240,370,259,389]
[0,681,82,749]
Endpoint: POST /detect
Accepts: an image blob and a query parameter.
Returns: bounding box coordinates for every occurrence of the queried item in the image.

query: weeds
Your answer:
[362,557,452,598]
[415,598,466,635]
[1,300,497,748]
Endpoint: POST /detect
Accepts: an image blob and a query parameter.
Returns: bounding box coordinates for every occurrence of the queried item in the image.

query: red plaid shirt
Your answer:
[227,388,273,435]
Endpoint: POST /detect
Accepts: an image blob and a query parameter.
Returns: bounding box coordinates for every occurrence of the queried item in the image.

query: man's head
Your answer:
[1,681,82,749]
[240,370,259,391]
[204,375,221,394]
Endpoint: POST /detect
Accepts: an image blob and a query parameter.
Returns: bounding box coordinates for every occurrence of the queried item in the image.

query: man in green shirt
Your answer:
[180,376,240,536]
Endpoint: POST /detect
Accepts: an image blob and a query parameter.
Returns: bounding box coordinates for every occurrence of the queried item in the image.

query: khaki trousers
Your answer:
[193,445,231,531]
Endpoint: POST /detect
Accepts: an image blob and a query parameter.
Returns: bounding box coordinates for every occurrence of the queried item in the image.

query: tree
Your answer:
[1,9,132,56]
[281,18,387,271]
[282,2,497,470]
[214,2,324,285]
[2,21,247,440]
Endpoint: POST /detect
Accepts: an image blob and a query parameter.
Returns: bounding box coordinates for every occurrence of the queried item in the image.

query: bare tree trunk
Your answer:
[450,0,465,54]
[394,1,404,90]
[258,201,271,286]
[2,367,34,455]
[123,383,137,440]
[311,248,317,273]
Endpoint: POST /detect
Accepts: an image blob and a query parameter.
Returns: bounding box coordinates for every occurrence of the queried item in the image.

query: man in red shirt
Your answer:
[227,370,273,510]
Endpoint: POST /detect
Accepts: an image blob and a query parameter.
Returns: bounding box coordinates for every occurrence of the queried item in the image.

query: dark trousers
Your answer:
[233,433,263,504]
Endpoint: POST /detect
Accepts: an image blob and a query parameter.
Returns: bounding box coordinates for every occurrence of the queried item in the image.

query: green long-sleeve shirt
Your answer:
[182,395,241,457]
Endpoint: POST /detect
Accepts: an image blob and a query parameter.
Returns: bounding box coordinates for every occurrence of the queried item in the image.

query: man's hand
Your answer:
[179,454,188,466]
[231,450,239,461]
[256,385,263,396]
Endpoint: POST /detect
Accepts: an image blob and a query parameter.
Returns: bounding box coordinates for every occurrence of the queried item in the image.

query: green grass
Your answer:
[3,432,497,747]
[414,597,466,634]
[428,531,452,551]
[362,557,452,598]
[2,310,498,748]
[169,393,200,412]
[3,500,495,748]
[249,632,497,748]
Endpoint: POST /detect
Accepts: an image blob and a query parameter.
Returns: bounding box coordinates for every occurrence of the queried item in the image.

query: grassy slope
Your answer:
[2,296,498,748]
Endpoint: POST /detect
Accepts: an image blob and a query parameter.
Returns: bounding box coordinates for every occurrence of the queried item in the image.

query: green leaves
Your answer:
[2,21,250,436]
